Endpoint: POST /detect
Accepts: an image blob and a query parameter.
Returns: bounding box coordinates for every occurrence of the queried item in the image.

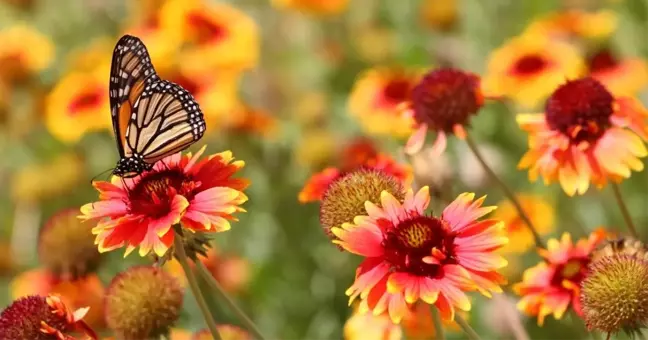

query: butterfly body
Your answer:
[109,35,206,178]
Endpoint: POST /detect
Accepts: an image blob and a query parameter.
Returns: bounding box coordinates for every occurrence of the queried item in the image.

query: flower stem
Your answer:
[196,261,268,340]
[173,232,222,340]
[611,182,639,239]
[430,306,445,340]
[455,314,482,340]
[464,132,544,248]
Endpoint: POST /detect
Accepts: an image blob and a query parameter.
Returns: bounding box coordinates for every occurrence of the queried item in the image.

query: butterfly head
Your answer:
[112,156,151,178]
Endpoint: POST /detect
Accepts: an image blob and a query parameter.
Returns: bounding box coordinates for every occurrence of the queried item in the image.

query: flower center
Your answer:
[382,78,412,104]
[187,11,227,45]
[382,216,456,278]
[128,170,198,217]
[68,87,103,116]
[512,54,548,75]
[411,68,483,132]
[588,49,619,73]
[551,258,589,286]
[545,77,614,144]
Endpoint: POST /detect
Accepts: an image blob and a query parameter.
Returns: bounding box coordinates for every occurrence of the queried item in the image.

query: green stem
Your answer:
[464,132,545,248]
[611,182,639,239]
[173,232,222,340]
[430,306,445,340]
[455,314,482,340]
[196,261,268,340]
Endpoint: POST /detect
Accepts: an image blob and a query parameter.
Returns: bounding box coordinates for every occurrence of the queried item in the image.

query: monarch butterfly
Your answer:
[109,34,206,178]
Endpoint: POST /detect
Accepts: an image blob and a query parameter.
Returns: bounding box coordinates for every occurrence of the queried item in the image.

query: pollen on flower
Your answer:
[581,254,648,334]
[410,67,483,132]
[105,266,183,339]
[320,169,405,239]
[0,295,75,340]
[545,77,615,144]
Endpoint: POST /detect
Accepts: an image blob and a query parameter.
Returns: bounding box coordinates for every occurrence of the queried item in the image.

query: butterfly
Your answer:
[109,34,206,178]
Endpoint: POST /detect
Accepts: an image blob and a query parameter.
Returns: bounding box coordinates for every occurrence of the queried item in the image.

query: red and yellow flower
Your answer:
[0,24,54,84]
[45,66,111,143]
[514,230,606,325]
[518,77,648,196]
[483,33,585,109]
[299,138,411,203]
[588,48,648,96]
[494,194,555,254]
[161,0,259,75]
[524,9,617,41]
[348,67,419,138]
[80,147,249,257]
[333,187,508,322]
[271,0,349,15]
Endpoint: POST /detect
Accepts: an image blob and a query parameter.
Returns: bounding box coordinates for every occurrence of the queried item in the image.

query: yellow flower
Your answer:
[483,32,585,108]
[421,0,458,31]
[0,24,54,83]
[348,67,419,138]
[271,0,349,15]
[351,25,396,63]
[525,9,617,41]
[45,66,111,143]
[494,194,555,254]
[161,0,259,75]
[12,152,85,203]
[294,128,337,169]
[64,38,113,73]
[588,48,648,96]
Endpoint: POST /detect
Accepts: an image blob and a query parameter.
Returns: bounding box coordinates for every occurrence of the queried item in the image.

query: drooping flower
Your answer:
[524,9,617,41]
[0,24,54,84]
[105,266,183,339]
[494,194,555,254]
[587,48,648,96]
[161,0,259,74]
[193,325,251,340]
[403,67,485,155]
[0,294,97,340]
[517,77,648,196]
[333,187,508,322]
[45,67,111,143]
[270,0,349,15]
[482,33,585,109]
[348,67,420,138]
[80,147,249,257]
[514,230,606,325]
[11,269,106,330]
[299,138,411,203]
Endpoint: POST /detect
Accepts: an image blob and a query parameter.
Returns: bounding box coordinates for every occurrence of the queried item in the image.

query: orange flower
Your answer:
[0,24,54,84]
[514,230,606,325]
[518,77,648,196]
[271,0,349,15]
[299,138,411,203]
[494,194,555,254]
[80,147,248,257]
[588,48,648,96]
[161,0,259,74]
[228,105,279,138]
[483,33,585,109]
[524,9,617,41]
[348,68,419,139]
[44,67,111,143]
[11,269,105,329]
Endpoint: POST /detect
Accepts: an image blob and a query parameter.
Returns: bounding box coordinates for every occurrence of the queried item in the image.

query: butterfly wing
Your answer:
[109,35,159,159]
[126,80,206,165]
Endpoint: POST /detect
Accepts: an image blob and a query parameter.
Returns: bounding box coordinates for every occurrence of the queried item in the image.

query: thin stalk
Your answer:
[455,313,482,340]
[196,261,268,340]
[611,182,639,239]
[464,132,544,248]
[173,232,222,340]
[430,306,445,340]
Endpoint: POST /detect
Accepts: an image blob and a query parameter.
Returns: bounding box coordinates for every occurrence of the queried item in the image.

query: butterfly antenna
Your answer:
[90,168,115,185]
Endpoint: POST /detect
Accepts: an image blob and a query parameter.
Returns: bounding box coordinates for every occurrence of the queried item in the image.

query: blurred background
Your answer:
[0,0,646,339]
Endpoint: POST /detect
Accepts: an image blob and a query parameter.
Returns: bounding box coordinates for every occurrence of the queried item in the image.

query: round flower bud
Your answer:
[581,254,648,335]
[105,266,183,339]
[38,208,101,279]
[320,169,405,238]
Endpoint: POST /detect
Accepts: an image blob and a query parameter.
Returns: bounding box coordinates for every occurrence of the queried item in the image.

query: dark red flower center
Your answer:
[68,86,103,116]
[550,257,589,287]
[382,215,457,278]
[0,296,73,340]
[128,169,199,218]
[545,77,614,144]
[411,67,483,132]
[187,11,227,45]
[512,54,548,75]
[588,49,619,73]
[382,78,412,104]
